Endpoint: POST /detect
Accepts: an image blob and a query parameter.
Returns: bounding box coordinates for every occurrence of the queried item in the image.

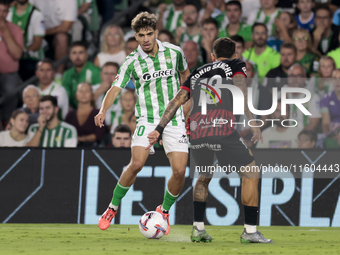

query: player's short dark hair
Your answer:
[230,35,245,48]
[225,0,242,11]
[202,18,219,30]
[36,58,55,71]
[252,22,268,33]
[112,125,132,137]
[281,42,297,55]
[315,5,332,18]
[298,130,317,143]
[213,38,236,59]
[70,41,88,50]
[131,12,157,33]
[0,0,10,7]
[102,61,119,70]
[158,29,176,44]
[40,95,58,107]
[185,0,201,12]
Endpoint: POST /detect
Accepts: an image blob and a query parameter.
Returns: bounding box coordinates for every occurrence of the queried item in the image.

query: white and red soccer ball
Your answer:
[139,211,168,239]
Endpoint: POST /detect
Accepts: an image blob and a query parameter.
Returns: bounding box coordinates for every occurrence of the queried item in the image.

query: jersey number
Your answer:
[137,125,145,136]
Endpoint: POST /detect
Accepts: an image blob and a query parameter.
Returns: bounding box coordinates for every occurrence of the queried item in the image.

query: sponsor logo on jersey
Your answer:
[190,120,198,131]
[179,135,188,144]
[142,69,175,81]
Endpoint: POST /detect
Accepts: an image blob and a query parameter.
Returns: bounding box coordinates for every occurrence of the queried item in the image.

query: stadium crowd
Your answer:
[0,0,340,149]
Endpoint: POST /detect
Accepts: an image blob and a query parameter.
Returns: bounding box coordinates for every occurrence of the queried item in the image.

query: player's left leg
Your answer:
[239,161,273,243]
[156,151,188,235]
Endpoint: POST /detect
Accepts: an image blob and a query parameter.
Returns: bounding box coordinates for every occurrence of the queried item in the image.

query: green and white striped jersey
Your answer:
[28,121,78,147]
[247,8,282,36]
[113,40,188,126]
[161,4,184,34]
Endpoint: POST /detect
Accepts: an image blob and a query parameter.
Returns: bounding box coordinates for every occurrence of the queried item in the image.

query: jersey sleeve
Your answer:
[112,59,133,89]
[61,0,78,22]
[27,124,38,142]
[32,10,45,37]
[57,87,69,119]
[64,127,78,147]
[232,60,247,78]
[177,47,188,72]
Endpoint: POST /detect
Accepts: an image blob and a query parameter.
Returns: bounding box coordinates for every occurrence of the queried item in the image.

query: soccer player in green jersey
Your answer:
[94,12,190,235]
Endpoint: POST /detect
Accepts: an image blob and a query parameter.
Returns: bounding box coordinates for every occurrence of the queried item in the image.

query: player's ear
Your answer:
[232,54,237,59]
[211,53,216,62]
[155,29,159,38]
[134,32,137,41]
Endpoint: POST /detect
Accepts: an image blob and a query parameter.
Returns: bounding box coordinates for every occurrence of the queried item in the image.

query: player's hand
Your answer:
[146,130,160,150]
[94,112,106,128]
[250,126,263,144]
[37,115,47,130]
[175,26,185,40]
[313,25,324,39]
[0,19,8,33]
[158,3,168,15]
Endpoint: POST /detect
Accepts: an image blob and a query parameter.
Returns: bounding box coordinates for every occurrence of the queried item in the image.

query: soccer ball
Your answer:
[139,211,168,239]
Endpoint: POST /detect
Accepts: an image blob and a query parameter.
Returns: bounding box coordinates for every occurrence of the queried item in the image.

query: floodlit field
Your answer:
[0,224,339,255]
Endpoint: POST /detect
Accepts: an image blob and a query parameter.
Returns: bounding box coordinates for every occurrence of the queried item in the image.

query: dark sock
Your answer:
[244,206,258,225]
[193,201,207,222]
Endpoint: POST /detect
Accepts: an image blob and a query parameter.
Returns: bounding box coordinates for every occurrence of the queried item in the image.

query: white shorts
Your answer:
[132,118,189,155]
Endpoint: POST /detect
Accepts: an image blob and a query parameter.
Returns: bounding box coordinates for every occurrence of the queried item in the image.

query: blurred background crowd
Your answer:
[0,0,340,149]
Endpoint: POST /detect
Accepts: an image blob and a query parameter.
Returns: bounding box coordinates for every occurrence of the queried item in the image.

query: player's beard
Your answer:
[46,112,56,124]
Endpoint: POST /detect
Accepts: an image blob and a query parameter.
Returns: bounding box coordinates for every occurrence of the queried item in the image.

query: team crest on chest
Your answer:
[166,56,171,64]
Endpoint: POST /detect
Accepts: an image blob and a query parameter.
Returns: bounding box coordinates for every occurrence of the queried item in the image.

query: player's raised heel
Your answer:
[240,228,274,243]
[156,205,170,235]
[191,226,212,243]
[98,207,117,230]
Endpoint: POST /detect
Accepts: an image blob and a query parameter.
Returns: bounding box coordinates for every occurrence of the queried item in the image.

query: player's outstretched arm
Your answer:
[146,89,190,149]
[233,74,263,144]
[94,86,122,128]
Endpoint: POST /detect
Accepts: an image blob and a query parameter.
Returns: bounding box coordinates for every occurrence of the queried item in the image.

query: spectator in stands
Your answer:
[27,95,77,147]
[158,29,176,44]
[0,109,29,147]
[21,85,40,127]
[176,2,201,46]
[219,1,252,49]
[65,82,106,147]
[327,33,340,69]
[125,37,139,55]
[293,28,320,76]
[7,0,45,81]
[257,100,300,148]
[311,6,340,55]
[94,25,126,67]
[36,59,69,120]
[157,0,185,34]
[72,0,92,42]
[92,62,122,128]
[307,56,336,98]
[243,23,280,80]
[230,35,246,60]
[264,43,297,91]
[0,0,24,126]
[111,124,132,148]
[200,18,219,63]
[287,64,321,131]
[320,69,340,149]
[297,129,317,149]
[333,7,340,26]
[182,41,203,72]
[295,0,315,32]
[247,0,281,36]
[330,0,340,21]
[110,90,136,134]
[236,0,261,23]
[201,0,227,30]
[30,0,77,77]
[267,12,296,52]
[62,41,101,109]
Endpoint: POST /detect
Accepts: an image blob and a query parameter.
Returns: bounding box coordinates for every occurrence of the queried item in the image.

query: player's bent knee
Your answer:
[129,160,144,173]
[172,168,186,180]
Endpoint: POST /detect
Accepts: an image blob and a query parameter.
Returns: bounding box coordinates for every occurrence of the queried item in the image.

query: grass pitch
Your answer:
[0,224,339,255]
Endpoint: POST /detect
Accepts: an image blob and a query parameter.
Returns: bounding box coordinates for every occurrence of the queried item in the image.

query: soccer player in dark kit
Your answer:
[147,37,273,243]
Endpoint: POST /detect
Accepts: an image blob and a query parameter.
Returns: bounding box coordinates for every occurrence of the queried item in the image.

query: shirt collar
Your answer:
[137,39,165,59]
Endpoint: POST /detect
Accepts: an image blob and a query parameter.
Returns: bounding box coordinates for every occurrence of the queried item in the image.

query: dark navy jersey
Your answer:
[180,58,247,140]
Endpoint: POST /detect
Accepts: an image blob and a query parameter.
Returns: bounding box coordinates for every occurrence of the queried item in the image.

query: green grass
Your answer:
[0,224,339,255]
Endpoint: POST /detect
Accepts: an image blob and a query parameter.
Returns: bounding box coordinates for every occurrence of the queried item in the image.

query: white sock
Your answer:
[244,224,257,233]
[194,222,205,231]
[109,203,118,211]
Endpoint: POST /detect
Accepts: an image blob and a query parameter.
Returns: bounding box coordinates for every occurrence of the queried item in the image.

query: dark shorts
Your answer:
[190,131,254,171]
[44,33,71,60]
